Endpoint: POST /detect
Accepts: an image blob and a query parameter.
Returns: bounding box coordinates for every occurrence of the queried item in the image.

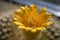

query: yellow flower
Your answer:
[13,4,52,32]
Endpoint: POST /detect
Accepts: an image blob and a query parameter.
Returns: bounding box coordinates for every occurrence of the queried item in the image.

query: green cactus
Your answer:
[46,25,60,40]
[0,17,14,40]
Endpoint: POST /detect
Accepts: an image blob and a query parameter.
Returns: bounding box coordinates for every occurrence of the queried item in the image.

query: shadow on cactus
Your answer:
[13,4,52,32]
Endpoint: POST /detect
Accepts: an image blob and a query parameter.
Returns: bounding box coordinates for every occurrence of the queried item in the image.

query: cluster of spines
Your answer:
[46,25,60,40]
[0,17,13,40]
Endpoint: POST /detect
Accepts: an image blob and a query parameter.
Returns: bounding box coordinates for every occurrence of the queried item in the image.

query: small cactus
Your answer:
[46,26,60,40]
[0,4,59,40]
[13,4,52,40]
[0,17,13,40]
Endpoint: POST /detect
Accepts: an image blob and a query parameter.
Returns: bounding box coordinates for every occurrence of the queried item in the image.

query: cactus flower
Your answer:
[13,4,52,32]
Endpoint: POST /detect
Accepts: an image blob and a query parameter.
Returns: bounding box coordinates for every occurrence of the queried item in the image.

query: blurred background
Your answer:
[0,0,60,17]
[0,0,60,40]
